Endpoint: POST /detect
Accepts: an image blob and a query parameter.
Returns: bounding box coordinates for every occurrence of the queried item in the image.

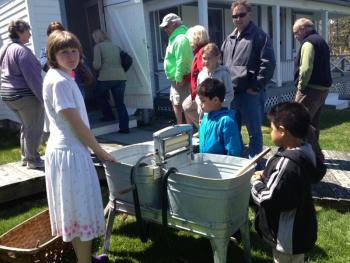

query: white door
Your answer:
[104,0,153,109]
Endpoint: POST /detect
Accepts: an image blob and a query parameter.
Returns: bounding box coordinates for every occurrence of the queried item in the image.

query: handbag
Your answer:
[75,61,95,86]
[119,49,133,72]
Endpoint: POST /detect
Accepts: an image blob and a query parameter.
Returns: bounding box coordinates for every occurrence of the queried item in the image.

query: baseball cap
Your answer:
[159,13,181,28]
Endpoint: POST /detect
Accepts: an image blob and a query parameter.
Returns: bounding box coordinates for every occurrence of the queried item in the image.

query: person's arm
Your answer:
[251,159,302,211]
[222,117,242,157]
[60,108,116,162]
[174,37,193,85]
[18,48,43,102]
[92,44,102,71]
[39,47,48,71]
[297,42,315,91]
[222,70,234,107]
[255,33,276,90]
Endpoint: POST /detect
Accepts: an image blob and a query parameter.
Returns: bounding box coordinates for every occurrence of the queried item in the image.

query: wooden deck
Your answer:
[1,142,349,206]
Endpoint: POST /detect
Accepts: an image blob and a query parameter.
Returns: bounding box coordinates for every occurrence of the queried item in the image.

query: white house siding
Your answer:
[25,0,62,57]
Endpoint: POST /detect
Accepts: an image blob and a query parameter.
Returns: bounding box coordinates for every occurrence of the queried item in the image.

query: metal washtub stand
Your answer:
[103,125,262,263]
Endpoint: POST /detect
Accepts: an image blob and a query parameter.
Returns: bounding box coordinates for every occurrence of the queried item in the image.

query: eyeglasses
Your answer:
[232,12,247,19]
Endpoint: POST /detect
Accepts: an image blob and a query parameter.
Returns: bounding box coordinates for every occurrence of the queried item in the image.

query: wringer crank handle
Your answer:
[236,148,271,177]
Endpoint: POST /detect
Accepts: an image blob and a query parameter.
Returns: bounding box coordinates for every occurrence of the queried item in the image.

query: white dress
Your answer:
[43,68,105,242]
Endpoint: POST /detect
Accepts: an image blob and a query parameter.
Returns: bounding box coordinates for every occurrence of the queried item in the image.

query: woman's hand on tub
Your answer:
[95,148,117,163]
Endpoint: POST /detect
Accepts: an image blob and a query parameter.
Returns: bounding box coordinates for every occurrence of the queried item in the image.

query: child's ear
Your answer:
[213,96,221,105]
[278,125,286,136]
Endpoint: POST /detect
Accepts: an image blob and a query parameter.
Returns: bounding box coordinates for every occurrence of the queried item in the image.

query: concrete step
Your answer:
[89,110,137,136]
[325,92,349,110]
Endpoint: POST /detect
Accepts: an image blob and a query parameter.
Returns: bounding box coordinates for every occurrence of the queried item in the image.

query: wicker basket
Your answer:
[0,209,73,263]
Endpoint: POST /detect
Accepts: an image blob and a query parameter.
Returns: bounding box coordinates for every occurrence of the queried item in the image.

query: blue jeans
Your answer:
[231,90,266,164]
[95,80,129,131]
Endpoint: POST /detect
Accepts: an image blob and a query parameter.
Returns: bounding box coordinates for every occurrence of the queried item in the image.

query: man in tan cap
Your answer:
[160,13,193,124]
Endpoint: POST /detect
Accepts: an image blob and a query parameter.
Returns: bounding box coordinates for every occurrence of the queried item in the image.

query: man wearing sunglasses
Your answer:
[221,0,275,169]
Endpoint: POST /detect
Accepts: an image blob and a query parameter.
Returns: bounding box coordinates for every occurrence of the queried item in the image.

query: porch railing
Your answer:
[330,55,350,75]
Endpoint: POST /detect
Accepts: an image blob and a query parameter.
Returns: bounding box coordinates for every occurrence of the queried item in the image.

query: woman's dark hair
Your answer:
[197,78,226,102]
[47,21,65,36]
[46,31,82,69]
[267,102,311,139]
[8,19,30,39]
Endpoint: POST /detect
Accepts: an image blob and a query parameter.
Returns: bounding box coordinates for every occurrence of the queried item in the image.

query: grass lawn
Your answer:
[0,107,350,262]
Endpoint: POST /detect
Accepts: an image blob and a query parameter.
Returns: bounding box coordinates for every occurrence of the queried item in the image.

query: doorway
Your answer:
[63,0,105,110]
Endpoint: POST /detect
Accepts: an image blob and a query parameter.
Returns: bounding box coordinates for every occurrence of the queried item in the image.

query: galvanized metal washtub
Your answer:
[103,125,254,263]
[104,142,161,209]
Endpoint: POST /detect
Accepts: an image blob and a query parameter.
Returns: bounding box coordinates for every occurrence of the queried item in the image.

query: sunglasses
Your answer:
[232,12,247,19]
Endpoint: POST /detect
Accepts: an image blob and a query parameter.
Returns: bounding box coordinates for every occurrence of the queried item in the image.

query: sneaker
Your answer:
[21,160,27,166]
[27,159,45,170]
[92,253,108,263]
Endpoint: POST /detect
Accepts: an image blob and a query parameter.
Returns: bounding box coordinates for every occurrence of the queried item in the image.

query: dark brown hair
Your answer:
[46,31,82,69]
[267,102,310,139]
[8,19,30,39]
[197,78,225,102]
[47,21,65,36]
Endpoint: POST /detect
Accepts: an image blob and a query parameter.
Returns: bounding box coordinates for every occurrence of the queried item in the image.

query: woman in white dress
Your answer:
[43,30,115,263]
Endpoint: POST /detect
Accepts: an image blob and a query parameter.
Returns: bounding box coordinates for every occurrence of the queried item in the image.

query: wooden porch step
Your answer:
[88,110,138,136]
[0,143,122,204]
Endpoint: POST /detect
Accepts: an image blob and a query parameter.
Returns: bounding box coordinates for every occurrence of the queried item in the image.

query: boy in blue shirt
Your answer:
[197,78,242,156]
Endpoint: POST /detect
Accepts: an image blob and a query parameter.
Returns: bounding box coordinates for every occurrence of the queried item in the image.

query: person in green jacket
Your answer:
[160,13,193,124]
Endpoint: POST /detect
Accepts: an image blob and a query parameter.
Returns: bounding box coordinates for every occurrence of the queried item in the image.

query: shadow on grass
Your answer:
[0,192,47,220]
[319,107,350,131]
[0,128,20,149]
[108,218,277,263]
[307,245,329,262]
[314,198,350,213]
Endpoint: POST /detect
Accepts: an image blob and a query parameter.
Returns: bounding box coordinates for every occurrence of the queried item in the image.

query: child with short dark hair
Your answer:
[197,78,242,156]
[251,102,326,263]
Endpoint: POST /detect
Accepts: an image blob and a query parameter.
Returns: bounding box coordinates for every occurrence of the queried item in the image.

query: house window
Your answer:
[155,7,180,62]
[208,8,223,48]
[268,6,273,39]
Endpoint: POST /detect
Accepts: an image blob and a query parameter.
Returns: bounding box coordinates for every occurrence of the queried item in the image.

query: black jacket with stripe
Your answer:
[251,143,326,254]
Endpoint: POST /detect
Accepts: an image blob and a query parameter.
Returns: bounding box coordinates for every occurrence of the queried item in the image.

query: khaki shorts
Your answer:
[182,94,199,127]
[169,81,190,106]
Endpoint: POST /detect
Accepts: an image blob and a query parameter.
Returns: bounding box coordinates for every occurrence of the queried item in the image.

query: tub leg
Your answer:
[103,204,117,252]
[240,221,251,263]
[210,237,229,263]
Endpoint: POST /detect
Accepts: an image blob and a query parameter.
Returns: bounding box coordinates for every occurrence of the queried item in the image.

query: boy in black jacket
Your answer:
[251,102,326,262]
